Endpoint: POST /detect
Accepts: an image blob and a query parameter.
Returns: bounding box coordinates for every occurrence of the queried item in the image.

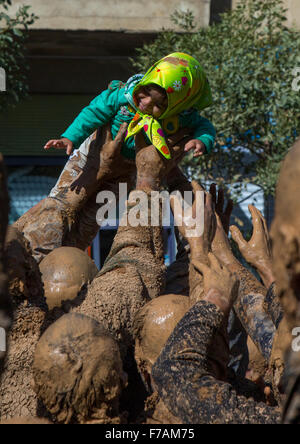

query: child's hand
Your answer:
[44,138,74,155]
[184,139,206,157]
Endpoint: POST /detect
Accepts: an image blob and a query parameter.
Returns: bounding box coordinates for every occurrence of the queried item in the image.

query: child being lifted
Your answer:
[45,52,216,162]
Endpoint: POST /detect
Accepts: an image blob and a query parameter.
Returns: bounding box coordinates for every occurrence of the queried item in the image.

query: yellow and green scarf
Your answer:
[125,52,213,159]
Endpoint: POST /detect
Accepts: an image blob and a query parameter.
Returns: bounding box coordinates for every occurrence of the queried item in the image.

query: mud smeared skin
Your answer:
[165,167,193,296]
[14,197,72,264]
[33,313,125,424]
[270,139,300,422]
[209,184,234,237]
[14,128,136,264]
[282,349,300,424]
[234,266,276,361]
[134,294,190,386]
[230,205,274,289]
[0,417,52,424]
[269,316,292,405]
[154,182,280,422]
[233,268,275,362]
[134,129,192,192]
[71,134,190,357]
[0,228,48,420]
[152,301,281,424]
[212,213,276,362]
[30,136,187,423]
[0,154,11,359]
[133,294,190,424]
[0,158,45,418]
[49,129,136,251]
[271,139,300,331]
[39,247,98,310]
[5,227,43,302]
[1,242,98,421]
[170,185,232,381]
[72,193,166,358]
[4,133,187,422]
[0,303,47,419]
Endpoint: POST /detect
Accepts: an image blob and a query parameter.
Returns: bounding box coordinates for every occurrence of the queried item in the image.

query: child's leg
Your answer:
[14,131,135,263]
[49,132,99,210]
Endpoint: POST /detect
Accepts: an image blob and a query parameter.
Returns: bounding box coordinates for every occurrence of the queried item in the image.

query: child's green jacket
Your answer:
[62,76,216,160]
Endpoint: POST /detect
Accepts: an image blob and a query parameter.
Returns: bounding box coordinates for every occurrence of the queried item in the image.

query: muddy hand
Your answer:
[212,214,238,267]
[192,252,240,315]
[135,128,193,191]
[170,181,216,262]
[69,123,131,197]
[208,184,235,266]
[209,184,233,235]
[230,205,274,287]
[97,122,130,181]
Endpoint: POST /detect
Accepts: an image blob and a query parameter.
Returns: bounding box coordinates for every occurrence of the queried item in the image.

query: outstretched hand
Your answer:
[230,205,274,288]
[209,184,234,235]
[44,138,74,156]
[135,127,193,191]
[170,181,216,261]
[97,122,130,180]
[192,252,240,315]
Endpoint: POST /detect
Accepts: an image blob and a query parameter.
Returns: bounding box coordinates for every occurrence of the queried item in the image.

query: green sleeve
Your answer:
[62,84,125,149]
[193,115,216,153]
[180,111,216,153]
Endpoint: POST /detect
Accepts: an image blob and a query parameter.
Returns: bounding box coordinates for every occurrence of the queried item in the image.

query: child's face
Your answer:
[135,84,168,118]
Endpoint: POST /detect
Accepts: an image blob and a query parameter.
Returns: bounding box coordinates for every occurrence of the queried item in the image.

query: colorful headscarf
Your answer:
[125,52,212,159]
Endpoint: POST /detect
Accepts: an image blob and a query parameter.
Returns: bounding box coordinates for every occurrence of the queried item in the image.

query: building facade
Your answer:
[232,0,300,28]
[7,0,211,32]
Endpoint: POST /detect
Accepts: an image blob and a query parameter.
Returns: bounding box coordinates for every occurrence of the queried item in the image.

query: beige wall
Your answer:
[232,0,300,29]
[283,0,300,29]
[7,0,211,31]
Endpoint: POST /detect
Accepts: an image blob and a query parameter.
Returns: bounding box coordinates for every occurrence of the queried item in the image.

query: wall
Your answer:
[283,0,300,29]
[7,0,211,31]
[232,0,300,29]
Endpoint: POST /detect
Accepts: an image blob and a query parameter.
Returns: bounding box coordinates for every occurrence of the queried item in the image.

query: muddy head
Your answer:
[271,139,300,330]
[133,294,190,391]
[39,247,98,310]
[33,313,126,424]
[271,139,300,422]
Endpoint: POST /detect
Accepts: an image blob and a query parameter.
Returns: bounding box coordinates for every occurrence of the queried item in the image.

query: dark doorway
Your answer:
[210,0,232,24]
